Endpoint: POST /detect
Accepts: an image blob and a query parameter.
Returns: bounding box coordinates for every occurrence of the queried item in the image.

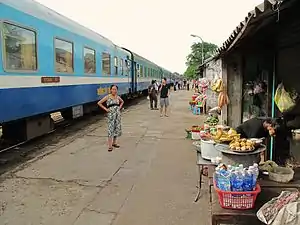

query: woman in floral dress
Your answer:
[97,85,124,151]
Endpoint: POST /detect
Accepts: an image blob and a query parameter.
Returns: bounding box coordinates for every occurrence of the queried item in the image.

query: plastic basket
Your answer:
[213,177,261,210]
[191,130,201,140]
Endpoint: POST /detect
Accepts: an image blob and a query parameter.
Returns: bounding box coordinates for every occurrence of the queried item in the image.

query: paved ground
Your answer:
[0,90,210,225]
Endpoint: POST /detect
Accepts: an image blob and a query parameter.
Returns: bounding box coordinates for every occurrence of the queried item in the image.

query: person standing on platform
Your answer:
[159,77,170,117]
[97,85,124,152]
[148,80,158,110]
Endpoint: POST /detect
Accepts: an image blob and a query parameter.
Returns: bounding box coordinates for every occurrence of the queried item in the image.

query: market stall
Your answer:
[187,113,300,224]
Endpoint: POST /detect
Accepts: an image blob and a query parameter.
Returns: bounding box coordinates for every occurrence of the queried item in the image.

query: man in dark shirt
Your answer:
[159,77,170,117]
[235,117,275,138]
[148,80,158,110]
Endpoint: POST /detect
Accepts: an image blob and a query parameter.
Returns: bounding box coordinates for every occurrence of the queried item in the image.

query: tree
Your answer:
[184,42,218,79]
[184,64,197,79]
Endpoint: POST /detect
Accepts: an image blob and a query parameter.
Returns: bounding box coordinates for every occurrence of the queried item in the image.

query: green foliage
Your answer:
[184,65,197,79]
[184,42,218,79]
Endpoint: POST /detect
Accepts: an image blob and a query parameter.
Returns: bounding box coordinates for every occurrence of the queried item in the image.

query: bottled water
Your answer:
[242,170,254,191]
[231,171,243,191]
[215,163,259,192]
[218,169,231,191]
[227,165,232,172]
[251,164,259,189]
[238,164,244,171]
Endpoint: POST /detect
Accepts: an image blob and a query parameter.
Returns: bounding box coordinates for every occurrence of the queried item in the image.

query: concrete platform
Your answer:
[0,90,210,225]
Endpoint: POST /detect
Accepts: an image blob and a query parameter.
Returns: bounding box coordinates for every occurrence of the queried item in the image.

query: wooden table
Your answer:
[194,149,215,202]
[210,185,299,225]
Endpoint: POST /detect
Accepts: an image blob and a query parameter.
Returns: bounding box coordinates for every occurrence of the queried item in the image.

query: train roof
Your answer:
[1,0,114,47]
[1,0,172,73]
[133,52,172,73]
[133,52,159,67]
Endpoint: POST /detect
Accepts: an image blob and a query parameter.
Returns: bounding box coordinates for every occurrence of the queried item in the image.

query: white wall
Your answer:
[204,58,222,110]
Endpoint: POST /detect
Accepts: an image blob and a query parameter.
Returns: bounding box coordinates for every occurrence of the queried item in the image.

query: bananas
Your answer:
[213,128,240,143]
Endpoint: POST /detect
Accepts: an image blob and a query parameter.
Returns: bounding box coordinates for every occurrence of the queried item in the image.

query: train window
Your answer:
[84,47,96,74]
[148,68,151,77]
[102,52,111,75]
[114,57,118,75]
[140,65,143,77]
[120,59,124,75]
[55,38,74,73]
[2,22,37,71]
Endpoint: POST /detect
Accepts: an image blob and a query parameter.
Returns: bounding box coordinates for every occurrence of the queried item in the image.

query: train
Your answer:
[0,0,172,141]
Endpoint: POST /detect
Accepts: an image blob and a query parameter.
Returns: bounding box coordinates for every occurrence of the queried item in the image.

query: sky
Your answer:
[35,0,263,74]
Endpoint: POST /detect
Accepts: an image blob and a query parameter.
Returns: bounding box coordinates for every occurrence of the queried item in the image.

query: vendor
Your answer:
[195,91,207,114]
[235,117,276,139]
[236,117,291,165]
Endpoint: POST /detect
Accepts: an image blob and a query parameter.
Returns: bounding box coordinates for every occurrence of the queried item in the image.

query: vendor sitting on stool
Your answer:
[235,117,276,139]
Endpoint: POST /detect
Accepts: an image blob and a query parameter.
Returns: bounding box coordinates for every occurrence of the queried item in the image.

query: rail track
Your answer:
[0,112,66,154]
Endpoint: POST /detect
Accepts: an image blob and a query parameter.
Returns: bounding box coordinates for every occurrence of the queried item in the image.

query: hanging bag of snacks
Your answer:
[274,83,296,113]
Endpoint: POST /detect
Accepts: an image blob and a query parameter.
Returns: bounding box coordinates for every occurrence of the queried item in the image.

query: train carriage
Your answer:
[0,0,172,141]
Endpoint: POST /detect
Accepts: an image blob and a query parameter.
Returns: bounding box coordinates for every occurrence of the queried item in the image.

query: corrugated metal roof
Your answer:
[217,0,294,55]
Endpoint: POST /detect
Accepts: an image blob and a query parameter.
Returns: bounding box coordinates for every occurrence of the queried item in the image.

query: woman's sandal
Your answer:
[108,147,113,152]
[112,144,120,148]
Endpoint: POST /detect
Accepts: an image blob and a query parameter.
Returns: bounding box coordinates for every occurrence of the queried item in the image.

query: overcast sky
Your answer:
[36,0,263,73]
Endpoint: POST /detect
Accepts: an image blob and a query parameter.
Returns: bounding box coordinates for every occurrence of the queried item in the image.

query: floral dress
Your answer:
[107,95,122,138]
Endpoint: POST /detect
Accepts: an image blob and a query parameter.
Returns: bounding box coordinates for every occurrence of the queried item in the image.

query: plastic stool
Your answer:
[193,106,201,115]
[196,106,201,115]
[193,106,197,115]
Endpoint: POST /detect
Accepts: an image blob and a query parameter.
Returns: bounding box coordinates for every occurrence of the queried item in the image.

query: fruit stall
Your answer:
[187,116,300,225]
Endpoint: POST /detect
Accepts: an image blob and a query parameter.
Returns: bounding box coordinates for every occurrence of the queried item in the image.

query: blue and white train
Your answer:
[0,0,172,141]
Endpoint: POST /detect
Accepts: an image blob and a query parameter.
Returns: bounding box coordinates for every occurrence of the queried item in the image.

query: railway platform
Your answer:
[0,90,210,225]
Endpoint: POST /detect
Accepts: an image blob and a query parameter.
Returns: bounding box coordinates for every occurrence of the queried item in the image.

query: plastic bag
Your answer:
[274,83,296,113]
[256,191,300,224]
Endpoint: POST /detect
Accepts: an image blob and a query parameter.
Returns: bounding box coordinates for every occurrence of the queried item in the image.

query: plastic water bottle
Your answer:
[251,164,259,189]
[239,164,244,171]
[231,171,243,191]
[242,170,254,191]
[218,168,231,191]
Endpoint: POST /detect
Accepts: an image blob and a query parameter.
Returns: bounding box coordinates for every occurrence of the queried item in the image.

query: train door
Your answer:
[125,59,132,93]
[133,61,138,92]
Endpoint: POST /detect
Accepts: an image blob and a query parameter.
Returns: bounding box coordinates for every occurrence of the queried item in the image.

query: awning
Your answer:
[217,0,298,56]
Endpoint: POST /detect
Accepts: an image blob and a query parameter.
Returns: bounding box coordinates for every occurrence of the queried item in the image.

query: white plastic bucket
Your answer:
[200,139,221,160]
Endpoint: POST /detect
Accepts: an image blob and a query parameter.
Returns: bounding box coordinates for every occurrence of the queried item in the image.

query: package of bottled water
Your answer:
[214,163,259,192]
[215,167,231,191]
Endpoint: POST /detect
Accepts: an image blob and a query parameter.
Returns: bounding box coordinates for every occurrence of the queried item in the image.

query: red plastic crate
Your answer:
[213,179,261,210]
